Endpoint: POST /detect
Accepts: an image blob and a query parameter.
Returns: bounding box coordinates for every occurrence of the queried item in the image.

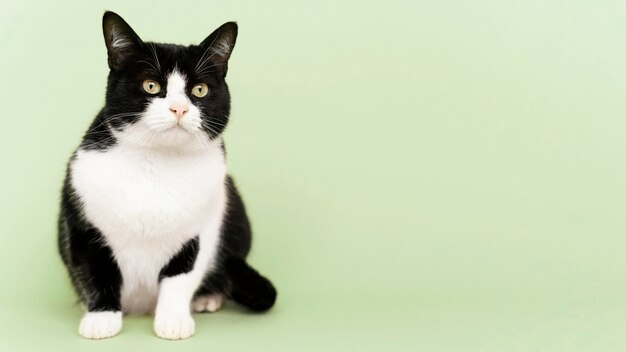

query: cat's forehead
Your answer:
[136,42,208,78]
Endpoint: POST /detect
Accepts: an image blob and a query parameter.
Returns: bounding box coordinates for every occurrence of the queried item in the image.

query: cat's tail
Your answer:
[225,256,277,312]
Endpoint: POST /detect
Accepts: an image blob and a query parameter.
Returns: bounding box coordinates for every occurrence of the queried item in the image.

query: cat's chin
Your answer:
[120,125,206,150]
[151,127,199,148]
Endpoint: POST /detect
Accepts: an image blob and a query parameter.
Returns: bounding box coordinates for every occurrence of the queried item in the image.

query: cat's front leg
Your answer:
[67,226,124,339]
[153,236,204,340]
[79,311,123,340]
[153,276,198,340]
[153,190,226,340]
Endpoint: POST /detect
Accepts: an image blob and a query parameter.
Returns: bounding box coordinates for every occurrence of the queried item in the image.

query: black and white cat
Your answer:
[58,11,276,340]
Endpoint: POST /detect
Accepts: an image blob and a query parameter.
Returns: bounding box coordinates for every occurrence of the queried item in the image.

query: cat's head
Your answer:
[99,11,237,149]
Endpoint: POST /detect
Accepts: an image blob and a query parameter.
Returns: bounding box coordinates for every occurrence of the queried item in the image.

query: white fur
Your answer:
[71,71,227,339]
[193,293,224,313]
[153,189,225,339]
[153,311,195,340]
[212,38,232,57]
[130,70,204,147]
[110,29,131,49]
[79,311,123,339]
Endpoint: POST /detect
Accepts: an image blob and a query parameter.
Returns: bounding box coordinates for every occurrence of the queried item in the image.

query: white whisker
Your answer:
[150,43,162,71]
[195,30,221,72]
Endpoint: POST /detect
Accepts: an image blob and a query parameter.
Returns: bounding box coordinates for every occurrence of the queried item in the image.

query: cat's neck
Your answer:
[116,133,221,155]
[85,135,225,163]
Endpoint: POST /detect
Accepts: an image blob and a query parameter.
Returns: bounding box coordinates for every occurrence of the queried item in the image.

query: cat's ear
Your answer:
[199,22,238,66]
[102,11,143,70]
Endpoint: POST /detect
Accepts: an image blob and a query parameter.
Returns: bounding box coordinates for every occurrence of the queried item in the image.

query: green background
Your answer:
[1,0,626,350]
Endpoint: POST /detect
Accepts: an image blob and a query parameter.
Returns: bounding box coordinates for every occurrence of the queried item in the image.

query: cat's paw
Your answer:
[154,314,195,340]
[193,293,224,313]
[78,311,123,339]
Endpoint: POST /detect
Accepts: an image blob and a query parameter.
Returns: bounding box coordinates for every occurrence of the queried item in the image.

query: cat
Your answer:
[57,11,277,340]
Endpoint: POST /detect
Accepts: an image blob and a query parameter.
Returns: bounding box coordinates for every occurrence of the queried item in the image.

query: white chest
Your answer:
[70,142,227,313]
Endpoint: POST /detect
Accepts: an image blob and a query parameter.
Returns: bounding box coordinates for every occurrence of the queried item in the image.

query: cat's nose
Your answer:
[169,102,189,120]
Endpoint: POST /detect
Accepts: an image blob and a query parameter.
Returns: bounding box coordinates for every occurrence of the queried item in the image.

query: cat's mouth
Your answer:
[155,123,203,142]
[155,123,191,133]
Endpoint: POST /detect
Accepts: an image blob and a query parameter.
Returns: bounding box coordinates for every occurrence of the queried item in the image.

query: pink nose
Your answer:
[169,102,189,120]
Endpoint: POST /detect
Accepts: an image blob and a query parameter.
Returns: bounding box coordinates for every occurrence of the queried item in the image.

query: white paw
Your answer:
[154,314,195,340]
[78,311,123,339]
[193,293,224,313]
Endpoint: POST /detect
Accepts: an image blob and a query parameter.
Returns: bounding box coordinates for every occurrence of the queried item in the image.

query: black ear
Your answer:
[102,11,143,70]
[199,22,238,66]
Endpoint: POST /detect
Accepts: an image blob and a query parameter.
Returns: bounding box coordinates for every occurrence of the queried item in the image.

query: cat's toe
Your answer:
[193,293,224,313]
[78,311,123,339]
[154,314,195,340]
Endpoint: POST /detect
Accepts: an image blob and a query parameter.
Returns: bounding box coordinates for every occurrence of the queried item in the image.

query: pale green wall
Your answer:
[1,1,625,350]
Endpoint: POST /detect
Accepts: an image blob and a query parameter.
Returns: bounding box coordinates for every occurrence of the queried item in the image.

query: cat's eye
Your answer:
[191,83,209,98]
[142,80,161,94]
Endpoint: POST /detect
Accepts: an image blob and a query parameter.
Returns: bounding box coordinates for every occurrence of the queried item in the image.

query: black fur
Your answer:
[58,170,122,312]
[193,176,277,312]
[225,256,277,312]
[159,236,200,281]
[58,11,276,315]
[81,12,237,151]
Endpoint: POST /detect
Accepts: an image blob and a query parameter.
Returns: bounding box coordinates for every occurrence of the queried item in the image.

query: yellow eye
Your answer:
[191,83,209,98]
[142,80,161,94]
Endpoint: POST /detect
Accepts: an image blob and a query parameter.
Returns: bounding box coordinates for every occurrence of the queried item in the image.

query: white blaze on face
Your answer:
[121,70,204,147]
[165,71,190,118]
